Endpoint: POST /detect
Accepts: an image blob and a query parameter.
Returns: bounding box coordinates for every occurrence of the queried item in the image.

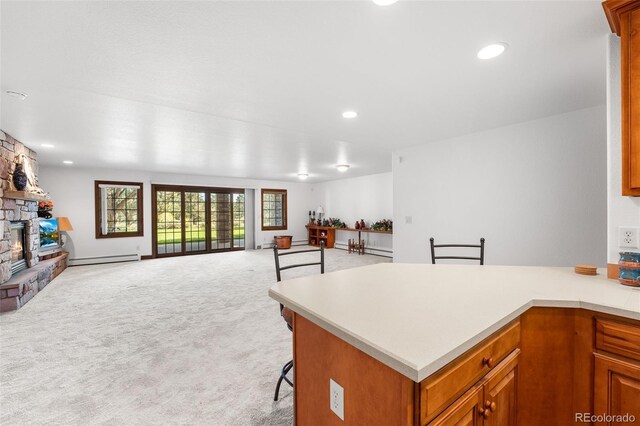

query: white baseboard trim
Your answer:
[69,254,140,266]
[334,242,393,258]
[258,239,307,250]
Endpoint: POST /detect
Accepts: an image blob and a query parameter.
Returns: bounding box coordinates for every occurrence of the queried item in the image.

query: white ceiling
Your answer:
[0,1,609,182]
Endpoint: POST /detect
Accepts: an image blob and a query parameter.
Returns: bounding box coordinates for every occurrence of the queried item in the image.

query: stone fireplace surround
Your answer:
[0,130,68,312]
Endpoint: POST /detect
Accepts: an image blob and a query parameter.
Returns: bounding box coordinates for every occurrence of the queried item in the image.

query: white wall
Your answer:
[393,105,607,266]
[606,34,640,263]
[39,166,315,260]
[313,172,393,255]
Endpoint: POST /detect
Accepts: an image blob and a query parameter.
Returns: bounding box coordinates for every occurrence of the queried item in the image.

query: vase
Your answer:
[13,164,27,190]
[360,219,366,229]
[618,251,640,287]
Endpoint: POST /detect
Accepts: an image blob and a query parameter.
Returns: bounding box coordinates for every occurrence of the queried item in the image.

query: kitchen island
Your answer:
[269,263,640,425]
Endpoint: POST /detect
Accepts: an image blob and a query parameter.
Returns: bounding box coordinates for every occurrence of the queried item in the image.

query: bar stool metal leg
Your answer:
[274,359,294,401]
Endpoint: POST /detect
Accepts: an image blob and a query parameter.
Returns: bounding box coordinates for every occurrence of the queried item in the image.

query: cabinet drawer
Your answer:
[419,320,520,425]
[595,318,640,362]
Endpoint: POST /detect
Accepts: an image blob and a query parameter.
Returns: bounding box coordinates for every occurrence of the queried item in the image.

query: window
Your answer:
[261,189,287,231]
[95,181,144,238]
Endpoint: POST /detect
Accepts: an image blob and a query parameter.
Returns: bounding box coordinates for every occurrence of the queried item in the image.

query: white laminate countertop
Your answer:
[268,263,640,382]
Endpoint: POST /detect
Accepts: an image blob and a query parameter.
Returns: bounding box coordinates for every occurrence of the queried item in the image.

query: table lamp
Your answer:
[57,217,73,247]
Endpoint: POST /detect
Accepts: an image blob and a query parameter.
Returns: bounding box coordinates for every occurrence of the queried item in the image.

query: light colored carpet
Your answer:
[0,248,390,425]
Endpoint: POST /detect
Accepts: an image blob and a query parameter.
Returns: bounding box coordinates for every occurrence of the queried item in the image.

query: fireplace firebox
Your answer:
[10,221,28,275]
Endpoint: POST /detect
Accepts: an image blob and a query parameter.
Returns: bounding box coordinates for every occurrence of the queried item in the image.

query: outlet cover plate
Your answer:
[329,378,344,421]
[619,227,639,249]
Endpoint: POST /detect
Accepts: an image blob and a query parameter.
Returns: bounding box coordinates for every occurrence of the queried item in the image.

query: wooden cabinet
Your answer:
[593,316,640,424]
[604,0,640,196]
[594,353,640,424]
[428,350,519,426]
[427,385,484,426]
[482,350,518,426]
[420,321,520,424]
[307,225,335,248]
[596,318,640,362]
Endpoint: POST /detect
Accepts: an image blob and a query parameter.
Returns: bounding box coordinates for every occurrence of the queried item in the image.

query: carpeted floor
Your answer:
[0,248,390,425]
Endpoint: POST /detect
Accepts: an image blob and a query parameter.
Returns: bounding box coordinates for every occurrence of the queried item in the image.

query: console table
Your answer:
[336,227,392,245]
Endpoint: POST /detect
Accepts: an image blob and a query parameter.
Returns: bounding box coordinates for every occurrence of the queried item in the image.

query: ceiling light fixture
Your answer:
[336,164,350,172]
[373,0,399,5]
[41,143,55,148]
[63,160,73,165]
[298,173,309,180]
[6,91,27,100]
[342,111,358,119]
[477,43,508,60]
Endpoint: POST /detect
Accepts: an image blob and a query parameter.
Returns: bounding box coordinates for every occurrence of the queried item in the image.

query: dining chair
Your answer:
[429,237,485,265]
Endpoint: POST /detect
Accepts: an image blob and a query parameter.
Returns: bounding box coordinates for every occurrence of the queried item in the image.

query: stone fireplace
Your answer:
[0,130,68,312]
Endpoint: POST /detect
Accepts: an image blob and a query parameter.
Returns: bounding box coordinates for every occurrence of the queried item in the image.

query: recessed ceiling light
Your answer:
[6,91,27,100]
[373,0,399,5]
[63,160,73,165]
[477,43,508,60]
[298,173,309,180]
[41,143,55,148]
[342,111,358,119]
[336,164,350,172]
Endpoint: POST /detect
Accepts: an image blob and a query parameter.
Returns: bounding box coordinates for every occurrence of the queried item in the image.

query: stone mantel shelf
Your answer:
[3,190,49,202]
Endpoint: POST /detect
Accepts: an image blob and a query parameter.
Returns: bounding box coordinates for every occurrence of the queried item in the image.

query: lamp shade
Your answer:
[57,217,74,231]
[317,206,324,215]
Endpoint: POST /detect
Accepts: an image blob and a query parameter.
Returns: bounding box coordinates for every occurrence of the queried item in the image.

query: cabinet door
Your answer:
[621,4,640,195]
[594,353,640,425]
[482,349,519,426]
[428,385,484,426]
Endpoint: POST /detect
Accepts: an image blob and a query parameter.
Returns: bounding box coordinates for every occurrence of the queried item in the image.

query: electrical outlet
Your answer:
[619,227,639,249]
[329,378,344,421]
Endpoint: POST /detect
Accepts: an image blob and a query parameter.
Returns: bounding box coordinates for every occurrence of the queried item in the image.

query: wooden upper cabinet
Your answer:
[603,0,640,196]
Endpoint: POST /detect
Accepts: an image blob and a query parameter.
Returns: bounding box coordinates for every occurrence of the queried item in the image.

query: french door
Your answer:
[152,185,245,257]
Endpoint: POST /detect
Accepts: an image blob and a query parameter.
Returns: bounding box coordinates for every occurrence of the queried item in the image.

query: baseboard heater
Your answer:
[68,254,140,266]
[258,239,307,250]
[334,242,393,258]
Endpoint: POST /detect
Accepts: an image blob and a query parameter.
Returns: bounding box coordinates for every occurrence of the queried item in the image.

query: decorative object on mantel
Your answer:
[10,154,47,196]
[38,201,54,219]
[574,265,597,276]
[618,252,640,287]
[317,206,325,223]
[12,162,27,190]
[359,219,366,230]
[355,221,360,230]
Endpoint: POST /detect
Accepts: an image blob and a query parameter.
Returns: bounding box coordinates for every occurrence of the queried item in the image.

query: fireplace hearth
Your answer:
[10,221,28,275]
